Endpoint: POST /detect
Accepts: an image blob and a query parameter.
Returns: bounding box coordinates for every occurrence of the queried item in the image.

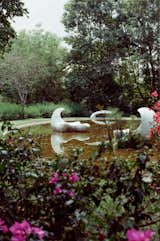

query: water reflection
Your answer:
[36,120,140,159]
[51,132,90,155]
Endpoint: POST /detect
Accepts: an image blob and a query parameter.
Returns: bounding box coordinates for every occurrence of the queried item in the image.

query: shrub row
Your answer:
[0,101,89,120]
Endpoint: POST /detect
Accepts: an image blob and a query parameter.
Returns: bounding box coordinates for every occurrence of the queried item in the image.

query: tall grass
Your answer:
[24,102,73,118]
[0,101,88,121]
[0,102,22,120]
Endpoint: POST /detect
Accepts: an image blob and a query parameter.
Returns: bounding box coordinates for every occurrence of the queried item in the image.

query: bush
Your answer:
[25,102,88,118]
[0,102,22,120]
[0,101,89,120]
[0,123,159,240]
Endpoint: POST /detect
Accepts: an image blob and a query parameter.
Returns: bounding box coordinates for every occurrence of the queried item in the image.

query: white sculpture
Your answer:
[90,110,113,125]
[136,107,155,137]
[113,128,130,139]
[51,133,89,154]
[90,107,155,139]
[51,107,90,132]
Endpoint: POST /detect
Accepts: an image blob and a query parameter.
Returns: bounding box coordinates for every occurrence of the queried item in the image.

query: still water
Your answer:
[29,119,141,160]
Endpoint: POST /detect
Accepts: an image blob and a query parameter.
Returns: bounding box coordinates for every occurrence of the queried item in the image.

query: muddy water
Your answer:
[34,119,141,160]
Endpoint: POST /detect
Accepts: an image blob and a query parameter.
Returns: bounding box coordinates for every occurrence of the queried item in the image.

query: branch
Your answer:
[139,217,160,228]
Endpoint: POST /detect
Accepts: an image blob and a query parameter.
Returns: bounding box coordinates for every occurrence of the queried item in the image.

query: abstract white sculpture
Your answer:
[51,133,89,154]
[51,107,90,132]
[90,107,155,138]
[90,110,113,125]
[136,107,155,137]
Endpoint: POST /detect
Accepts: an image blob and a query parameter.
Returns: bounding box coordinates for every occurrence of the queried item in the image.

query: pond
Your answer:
[24,118,142,159]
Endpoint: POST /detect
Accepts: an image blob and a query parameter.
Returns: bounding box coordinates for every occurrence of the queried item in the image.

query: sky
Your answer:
[12,0,68,38]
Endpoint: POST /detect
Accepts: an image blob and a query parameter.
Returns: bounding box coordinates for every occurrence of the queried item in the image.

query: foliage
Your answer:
[0,101,88,121]
[0,122,159,240]
[63,0,160,113]
[0,102,22,120]
[0,0,27,53]
[0,29,68,105]
[63,0,123,110]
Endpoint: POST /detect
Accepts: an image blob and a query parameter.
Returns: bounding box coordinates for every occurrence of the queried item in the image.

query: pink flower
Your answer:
[54,186,62,195]
[154,112,160,124]
[32,226,45,239]
[66,190,74,197]
[10,221,45,241]
[146,128,155,139]
[49,172,59,184]
[69,172,79,183]
[154,125,160,136]
[10,220,32,241]
[63,173,69,178]
[0,218,8,233]
[126,228,155,241]
[8,138,14,144]
[151,90,158,98]
[153,101,160,111]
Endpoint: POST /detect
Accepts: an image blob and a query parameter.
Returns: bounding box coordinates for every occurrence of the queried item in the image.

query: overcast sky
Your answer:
[12,0,68,37]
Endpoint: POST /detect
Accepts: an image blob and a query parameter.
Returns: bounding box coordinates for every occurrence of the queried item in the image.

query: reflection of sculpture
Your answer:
[51,108,90,132]
[136,107,155,137]
[90,110,113,125]
[51,133,89,154]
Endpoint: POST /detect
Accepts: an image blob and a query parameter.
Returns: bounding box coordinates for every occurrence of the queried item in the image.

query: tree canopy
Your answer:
[63,0,160,112]
[0,0,28,53]
[0,29,68,105]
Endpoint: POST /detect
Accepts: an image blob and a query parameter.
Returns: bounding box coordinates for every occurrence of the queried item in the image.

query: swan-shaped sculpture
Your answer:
[51,133,89,154]
[136,107,155,137]
[90,110,113,125]
[90,107,155,139]
[51,107,90,132]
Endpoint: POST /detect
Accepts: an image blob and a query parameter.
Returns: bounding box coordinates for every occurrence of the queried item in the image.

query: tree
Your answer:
[0,41,47,106]
[0,0,27,53]
[63,0,130,110]
[63,0,160,112]
[116,0,160,109]
[25,28,68,103]
[0,29,68,105]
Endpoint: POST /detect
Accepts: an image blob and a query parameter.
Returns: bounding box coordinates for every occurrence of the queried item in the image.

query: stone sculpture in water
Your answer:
[136,107,155,137]
[51,107,90,132]
[90,110,113,125]
[90,107,155,138]
[51,106,155,137]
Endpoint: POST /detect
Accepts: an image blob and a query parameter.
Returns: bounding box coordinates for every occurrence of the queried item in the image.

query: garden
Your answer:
[0,0,160,240]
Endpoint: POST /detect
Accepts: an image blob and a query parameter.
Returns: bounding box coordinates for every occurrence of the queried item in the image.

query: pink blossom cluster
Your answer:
[0,218,8,234]
[49,171,79,196]
[147,90,160,138]
[0,219,45,241]
[126,228,155,241]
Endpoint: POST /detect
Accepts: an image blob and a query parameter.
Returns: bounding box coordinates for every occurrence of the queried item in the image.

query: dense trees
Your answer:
[63,0,124,110]
[0,0,159,114]
[116,0,160,109]
[63,0,160,112]
[0,0,27,53]
[0,29,68,105]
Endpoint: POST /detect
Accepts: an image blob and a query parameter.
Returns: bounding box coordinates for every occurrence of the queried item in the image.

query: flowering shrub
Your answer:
[145,90,160,159]
[49,171,79,197]
[126,228,155,241]
[0,218,8,234]
[0,121,159,240]
[0,219,45,241]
